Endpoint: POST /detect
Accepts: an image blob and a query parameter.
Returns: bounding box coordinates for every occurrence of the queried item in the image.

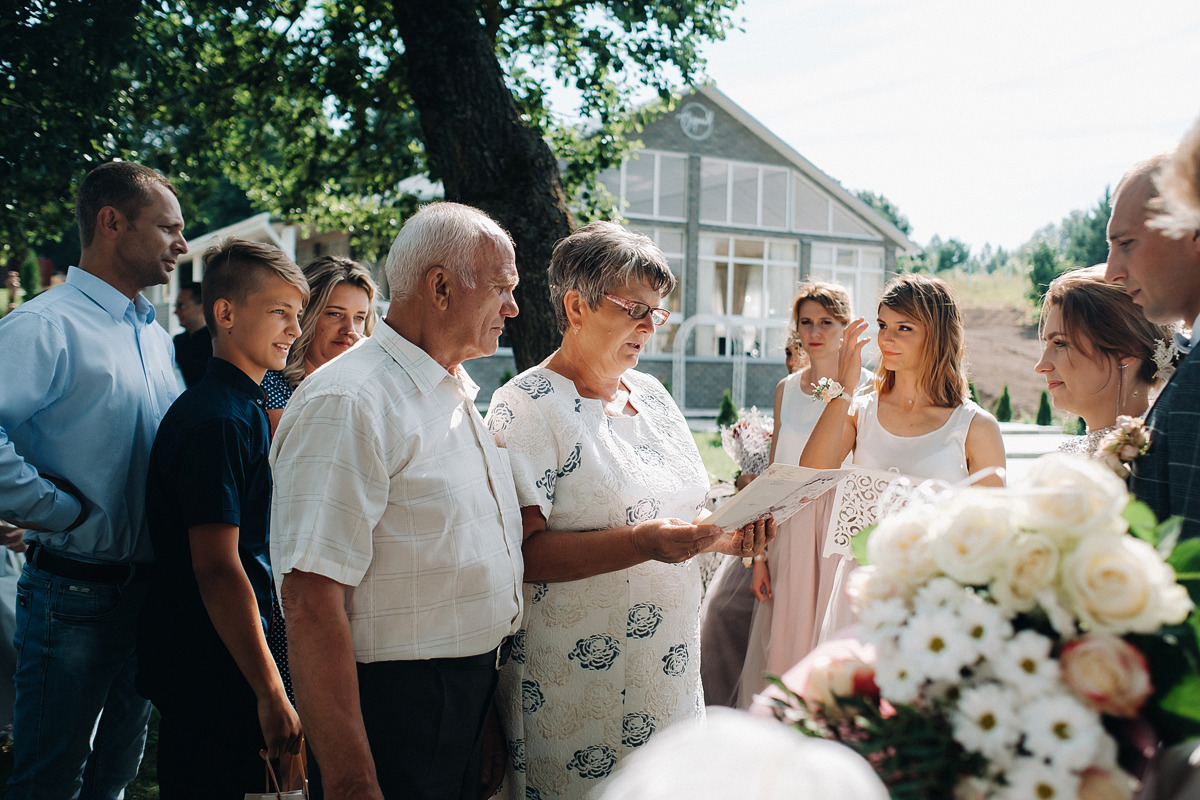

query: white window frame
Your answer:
[697,233,800,358]
[698,157,790,231]
[618,150,688,222]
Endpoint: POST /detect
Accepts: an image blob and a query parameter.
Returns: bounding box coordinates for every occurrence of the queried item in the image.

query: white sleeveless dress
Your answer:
[818,392,983,637]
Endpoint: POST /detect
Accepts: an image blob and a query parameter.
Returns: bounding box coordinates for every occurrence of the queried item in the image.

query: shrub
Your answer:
[1036,389,1053,426]
[994,384,1012,422]
[716,389,738,428]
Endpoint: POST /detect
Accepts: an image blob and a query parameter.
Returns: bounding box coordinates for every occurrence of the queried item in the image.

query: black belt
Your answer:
[27,543,154,585]
[442,637,513,670]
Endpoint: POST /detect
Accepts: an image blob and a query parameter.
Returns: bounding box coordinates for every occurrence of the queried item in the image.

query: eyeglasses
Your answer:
[604,294,670,326]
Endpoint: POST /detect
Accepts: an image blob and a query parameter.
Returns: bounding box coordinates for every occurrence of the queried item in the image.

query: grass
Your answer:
[693,431,738,483]
[938,269,1034,316]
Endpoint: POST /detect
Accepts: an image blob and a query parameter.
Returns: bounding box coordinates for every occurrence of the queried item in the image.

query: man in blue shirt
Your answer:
[0,161,184,799]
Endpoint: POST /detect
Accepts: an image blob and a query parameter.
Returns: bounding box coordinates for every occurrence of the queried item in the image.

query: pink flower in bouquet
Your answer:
[802,651,879,716]
[1060,635,1153,718]
[1077,765,1136,800]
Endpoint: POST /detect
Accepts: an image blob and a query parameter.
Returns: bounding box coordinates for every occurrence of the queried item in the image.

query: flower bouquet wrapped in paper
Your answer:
[762,452,1200,800]
[719,407,773,477]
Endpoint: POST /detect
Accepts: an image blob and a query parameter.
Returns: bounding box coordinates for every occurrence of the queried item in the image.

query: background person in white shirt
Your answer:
[270,202,523,800]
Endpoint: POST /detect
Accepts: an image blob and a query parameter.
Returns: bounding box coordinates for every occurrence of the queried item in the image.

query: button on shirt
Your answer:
[0,267,178,563]
[269,322,523,662]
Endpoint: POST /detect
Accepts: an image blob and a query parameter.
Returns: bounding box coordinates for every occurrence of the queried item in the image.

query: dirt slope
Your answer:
[962,306,1048,420]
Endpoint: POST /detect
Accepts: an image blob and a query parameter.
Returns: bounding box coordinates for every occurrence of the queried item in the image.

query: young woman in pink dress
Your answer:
[734,281,872,708]
[737,274,1008,706]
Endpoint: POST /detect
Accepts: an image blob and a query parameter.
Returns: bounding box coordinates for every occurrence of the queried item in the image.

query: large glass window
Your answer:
[808,245,887,321]
[700,158,790,231]
[697,234,799,357]
[605,150,688,221]
[629,226,686,355]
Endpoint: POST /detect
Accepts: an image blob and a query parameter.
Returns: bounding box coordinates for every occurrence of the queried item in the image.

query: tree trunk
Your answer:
[393,0,570,372]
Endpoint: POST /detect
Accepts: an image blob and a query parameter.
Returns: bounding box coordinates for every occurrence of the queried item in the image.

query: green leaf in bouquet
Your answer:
[1157,516,1185,560]
[1151,674,1200,746]
[852,522,878,565]
[1166,536,1200,583]
[1124,499,1160,544]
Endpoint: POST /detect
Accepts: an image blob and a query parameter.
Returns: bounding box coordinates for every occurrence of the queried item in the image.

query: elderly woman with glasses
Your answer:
[487,221,773,798]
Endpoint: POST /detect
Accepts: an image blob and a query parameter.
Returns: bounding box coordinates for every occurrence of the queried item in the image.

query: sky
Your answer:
[689,0,1200,251]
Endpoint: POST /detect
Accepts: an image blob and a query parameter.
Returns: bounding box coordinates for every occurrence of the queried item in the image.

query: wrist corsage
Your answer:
[812,377,845,403]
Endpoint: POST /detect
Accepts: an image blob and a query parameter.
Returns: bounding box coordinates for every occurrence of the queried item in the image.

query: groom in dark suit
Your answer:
[1107,153,1200,537]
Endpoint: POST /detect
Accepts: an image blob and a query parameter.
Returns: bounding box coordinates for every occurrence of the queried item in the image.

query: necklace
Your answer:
[1057,424,1118,456]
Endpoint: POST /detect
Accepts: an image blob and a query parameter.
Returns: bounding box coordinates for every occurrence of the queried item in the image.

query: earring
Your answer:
[1117,363,1128,414]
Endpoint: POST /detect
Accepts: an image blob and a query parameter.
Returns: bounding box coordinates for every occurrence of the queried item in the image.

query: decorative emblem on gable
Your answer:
[676,102,715,141]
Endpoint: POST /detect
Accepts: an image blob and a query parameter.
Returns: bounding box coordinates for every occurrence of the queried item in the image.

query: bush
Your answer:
[1066,416,1087,435]
[1036,389,1053,426]
[994,384,1012,422]
[716,389,738,428]
[969,380,980,405]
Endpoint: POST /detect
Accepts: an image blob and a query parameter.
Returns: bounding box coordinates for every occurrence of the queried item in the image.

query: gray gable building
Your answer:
[586,85,917,415]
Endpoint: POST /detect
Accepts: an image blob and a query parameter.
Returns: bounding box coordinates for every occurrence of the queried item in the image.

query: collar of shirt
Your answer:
[373,322,481,402]
[204,357,269,405]
[66,266,157,327]
[1178,312,1200,355]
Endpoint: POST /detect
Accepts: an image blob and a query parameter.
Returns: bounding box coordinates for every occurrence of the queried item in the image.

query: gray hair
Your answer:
[385,202,515,302]
[548,221,677,334]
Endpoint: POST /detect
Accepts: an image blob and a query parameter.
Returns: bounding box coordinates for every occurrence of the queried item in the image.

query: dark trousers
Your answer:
[154,671,268,799]
[356,655,499,800]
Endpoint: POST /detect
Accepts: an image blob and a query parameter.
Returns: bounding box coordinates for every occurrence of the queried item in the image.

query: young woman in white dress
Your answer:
[1035,265,1171,454]
[732,281,872,708]
[797,273,1006,646]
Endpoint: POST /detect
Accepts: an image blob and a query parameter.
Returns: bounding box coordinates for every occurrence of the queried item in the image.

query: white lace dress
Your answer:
[487,366,709,799]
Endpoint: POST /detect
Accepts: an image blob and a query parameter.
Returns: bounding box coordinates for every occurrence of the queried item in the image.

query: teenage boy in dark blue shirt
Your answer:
[138,238,308,797]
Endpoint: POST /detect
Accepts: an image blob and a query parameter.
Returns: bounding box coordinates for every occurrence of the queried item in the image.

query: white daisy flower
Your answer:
[992,629,1060,701]
[857,596,910,638]
[953,682,1021,763]
[1021,692,1105,770]
[913,576,966,613]
[1002,755,1080,800]
[874,654,923,705]
[1035,588,1081,640]
[898,609,977,681]
[957,599,1014,663]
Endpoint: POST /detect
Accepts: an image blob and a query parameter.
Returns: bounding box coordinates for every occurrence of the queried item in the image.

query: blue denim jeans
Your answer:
[7,562,151,800]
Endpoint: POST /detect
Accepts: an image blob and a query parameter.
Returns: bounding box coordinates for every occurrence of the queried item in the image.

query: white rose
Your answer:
[1017,453,1128,547]
[989,533,1060,613]
[846,565,912,612]
[865,507,940,586]
[930,490,1015,585]
[1061,534,1193,635]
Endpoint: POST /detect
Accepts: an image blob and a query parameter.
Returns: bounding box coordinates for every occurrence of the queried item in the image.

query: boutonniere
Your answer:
[1095,415,1151,479]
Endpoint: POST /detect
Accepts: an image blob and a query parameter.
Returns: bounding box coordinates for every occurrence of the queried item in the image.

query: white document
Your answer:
[703,463,913,560]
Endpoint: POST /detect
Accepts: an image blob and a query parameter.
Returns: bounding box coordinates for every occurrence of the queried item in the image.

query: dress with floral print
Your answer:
[488,366,709,799]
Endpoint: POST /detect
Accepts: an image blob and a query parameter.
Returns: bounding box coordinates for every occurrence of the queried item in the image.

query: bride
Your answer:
[1035,265,1173,453]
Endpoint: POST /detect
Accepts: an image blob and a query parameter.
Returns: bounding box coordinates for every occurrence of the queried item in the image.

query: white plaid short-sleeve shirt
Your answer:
[269,323,523,662]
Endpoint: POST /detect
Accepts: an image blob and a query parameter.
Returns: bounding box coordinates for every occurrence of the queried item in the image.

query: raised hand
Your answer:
[838,318,872,388]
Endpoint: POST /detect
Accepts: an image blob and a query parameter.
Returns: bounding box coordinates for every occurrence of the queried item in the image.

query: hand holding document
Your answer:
[701,463,915,559]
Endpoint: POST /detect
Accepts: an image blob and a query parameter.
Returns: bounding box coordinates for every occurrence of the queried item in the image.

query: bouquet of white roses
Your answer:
[719,406,773,476]
[765,452,1200,800]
